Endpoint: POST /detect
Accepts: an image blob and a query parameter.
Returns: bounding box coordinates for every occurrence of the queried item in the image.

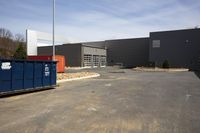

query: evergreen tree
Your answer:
[162,60,170,68]
[13,44,27,59]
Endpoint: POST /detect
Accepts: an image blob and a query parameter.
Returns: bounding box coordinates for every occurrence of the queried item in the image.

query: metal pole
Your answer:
[52,0,55,60]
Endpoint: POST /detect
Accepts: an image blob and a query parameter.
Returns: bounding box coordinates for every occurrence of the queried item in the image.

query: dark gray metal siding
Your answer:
[58,44,82,67]
[149,29,200,69]
[38,44,82,67]
[38,46,53,56]
[105,38,149,68]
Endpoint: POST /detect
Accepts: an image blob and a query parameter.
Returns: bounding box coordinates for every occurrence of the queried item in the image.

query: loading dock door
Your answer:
[83,54,106,67]
[93,55,99,67]
[83,54,92,67]
[100,56,106,66]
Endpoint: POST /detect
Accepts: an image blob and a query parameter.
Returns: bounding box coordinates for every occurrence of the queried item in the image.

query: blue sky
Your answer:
[0,0,200,42]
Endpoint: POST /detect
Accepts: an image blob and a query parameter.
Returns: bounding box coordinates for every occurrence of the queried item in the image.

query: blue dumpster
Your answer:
[0,59,57,95]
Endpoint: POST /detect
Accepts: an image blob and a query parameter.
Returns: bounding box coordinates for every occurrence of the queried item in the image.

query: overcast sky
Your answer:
[0,0,200,42]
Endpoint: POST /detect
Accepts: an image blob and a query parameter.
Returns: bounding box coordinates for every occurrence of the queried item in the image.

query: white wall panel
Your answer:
[26,29,69,56]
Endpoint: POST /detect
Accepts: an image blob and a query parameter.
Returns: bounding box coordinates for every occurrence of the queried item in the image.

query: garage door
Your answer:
[84,54,106,67]
[83,54,92,67]
[100,56,106,66]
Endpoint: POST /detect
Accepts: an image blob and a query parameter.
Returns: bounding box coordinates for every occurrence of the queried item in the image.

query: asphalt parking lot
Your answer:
[0,67,200,133]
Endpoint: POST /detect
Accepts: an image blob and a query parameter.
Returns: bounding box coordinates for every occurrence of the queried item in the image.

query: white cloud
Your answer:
[53,0,200,41]
[1,0,200,42]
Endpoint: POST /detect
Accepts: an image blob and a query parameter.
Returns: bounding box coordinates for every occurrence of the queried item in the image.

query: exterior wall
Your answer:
[38,44,82,67]
[105,38,149,68]
[26,30,68,56]
[37,28,200,70]
[149,29,200,69]
[37,46,53,56]
[57,44,82,67]
[26,30,38,55]
[82,46,106,56]
[82,41,106,49]
[82,46,107,67]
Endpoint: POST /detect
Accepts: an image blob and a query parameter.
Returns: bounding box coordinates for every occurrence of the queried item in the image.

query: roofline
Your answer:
[105,37,149,41]
[66,37,150,44]
[79,40,105,44]
[150,28,200,34]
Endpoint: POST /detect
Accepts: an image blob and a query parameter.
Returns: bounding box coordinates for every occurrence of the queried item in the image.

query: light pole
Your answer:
[52,0,55,60]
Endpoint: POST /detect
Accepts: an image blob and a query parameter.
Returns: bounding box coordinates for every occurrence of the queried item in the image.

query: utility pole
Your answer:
[52,0,55,60]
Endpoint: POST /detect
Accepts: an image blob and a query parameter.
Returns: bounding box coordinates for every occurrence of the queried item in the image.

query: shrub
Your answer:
[13,44,27,59]
[148,61,156,67]
[162,60,170,68]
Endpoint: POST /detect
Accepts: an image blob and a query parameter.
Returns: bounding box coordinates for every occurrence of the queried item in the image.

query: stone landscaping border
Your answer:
[133,67,189,72]
[57,73,100,83]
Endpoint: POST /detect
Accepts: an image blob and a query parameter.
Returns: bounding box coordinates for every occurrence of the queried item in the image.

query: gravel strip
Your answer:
[133,67,189,72]
[57,72,98,80]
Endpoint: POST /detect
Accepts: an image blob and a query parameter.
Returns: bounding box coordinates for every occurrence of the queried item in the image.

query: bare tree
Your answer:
[15,34,24,42]
[0,28,16,58]
[0,28,13,39]
[0,28,26,59]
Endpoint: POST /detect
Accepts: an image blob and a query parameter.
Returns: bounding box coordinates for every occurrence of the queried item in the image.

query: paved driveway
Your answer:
[0,67,200,133]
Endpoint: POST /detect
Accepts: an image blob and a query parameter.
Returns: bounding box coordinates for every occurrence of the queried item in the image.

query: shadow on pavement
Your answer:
[0,87,55,98]
[194,71,200,79]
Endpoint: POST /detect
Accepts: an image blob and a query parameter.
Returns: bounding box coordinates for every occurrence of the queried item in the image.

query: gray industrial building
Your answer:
[38,38,149,68]
[149,28,200,70]
[38,43,107,67]
[105,38,149,68]
[75,38,149,68]
[38,28,200,70]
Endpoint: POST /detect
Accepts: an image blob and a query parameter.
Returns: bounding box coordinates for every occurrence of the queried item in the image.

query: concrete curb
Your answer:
[57,74,100,83]
[133,67,189,72]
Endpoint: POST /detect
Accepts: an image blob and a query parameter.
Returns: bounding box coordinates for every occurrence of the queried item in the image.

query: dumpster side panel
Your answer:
[24,62,34,89]
[12,61,24,91]
[43,63,51,86]
[34,62,43,88]
[0,61,12,92]
[51,62,57,85]
[27,56,52,61]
